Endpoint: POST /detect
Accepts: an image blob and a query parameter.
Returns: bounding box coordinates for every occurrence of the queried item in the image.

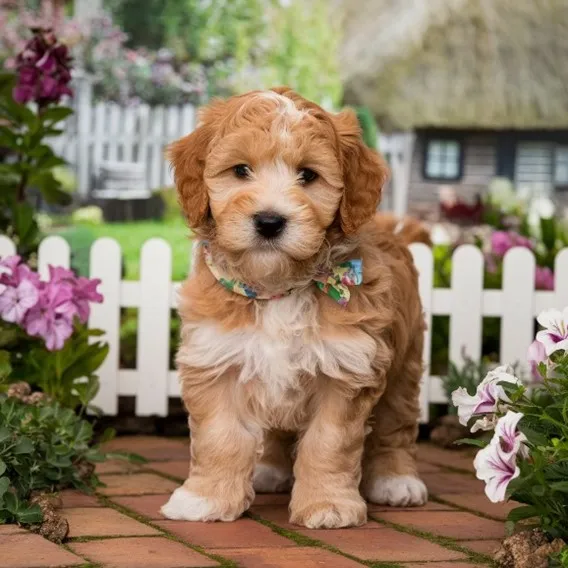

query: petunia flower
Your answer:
[534,266,554,291]
[0,279,39,324]
[451,365,521,428]
[535,308,568,356]
[474,411,528,503]
[527,339,547,381]
[474,438,520,503]
[495,411,529,458]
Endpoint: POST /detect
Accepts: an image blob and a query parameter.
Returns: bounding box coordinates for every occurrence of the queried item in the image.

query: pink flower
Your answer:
[451,365,521,428]
[527,339,547,381]
[535,266,554,291]
[474,412,527,503]
[73,277,103,322]
[491,231,533,258]
[24,280,76,351]
[535,308,568,356]
[0,279,39,324]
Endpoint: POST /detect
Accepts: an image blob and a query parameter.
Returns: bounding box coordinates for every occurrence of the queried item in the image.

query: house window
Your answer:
[424,139,463,180]
[554,146,568,186]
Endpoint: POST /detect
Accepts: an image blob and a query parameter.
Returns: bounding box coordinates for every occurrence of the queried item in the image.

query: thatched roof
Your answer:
[340,0,568,131]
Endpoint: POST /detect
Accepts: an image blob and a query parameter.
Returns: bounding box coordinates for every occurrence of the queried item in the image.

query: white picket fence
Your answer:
[3,235,563,422]
[50,75,197,197]
[50,76,414,212]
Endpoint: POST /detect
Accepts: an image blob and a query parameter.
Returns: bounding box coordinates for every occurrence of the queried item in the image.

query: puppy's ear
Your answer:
[334,109,389,235]
[168,126,212,229]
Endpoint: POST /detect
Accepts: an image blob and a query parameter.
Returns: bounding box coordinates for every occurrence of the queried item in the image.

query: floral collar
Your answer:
[200,242,363,306]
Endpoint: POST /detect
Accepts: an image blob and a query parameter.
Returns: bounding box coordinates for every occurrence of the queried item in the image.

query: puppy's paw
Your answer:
[160,486,245,522]
[290,497,367,529]
[365,475,428,507]
[253,463,292,493]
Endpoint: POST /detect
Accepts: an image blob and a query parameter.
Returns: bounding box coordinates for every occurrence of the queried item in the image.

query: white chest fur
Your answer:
[178,291,377,402]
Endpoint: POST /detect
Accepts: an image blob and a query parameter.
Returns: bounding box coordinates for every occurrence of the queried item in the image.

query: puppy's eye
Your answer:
[233,164,251,178]
[299,168,318,184]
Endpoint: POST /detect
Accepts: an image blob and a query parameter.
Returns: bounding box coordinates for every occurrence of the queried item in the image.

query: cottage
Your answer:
[340,0,568,214]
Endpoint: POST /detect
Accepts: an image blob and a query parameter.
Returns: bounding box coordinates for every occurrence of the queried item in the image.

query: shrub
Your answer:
[1,29,74,257]
[0,256,107,409]
[71,206,104,226]
[0,390,107,524]
[452,307,568,541]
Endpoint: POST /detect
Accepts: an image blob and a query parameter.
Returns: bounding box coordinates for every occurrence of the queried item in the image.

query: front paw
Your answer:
[161,486,248,522]
[290,496,367,529]
[364,475,428,507]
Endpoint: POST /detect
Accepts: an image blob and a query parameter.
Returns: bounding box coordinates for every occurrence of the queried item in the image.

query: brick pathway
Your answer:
[2,437,507,568]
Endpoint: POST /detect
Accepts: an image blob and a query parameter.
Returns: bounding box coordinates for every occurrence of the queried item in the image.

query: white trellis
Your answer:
[3,236,560,423]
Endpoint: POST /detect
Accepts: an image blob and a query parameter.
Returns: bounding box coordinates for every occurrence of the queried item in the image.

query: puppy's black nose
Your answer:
[253,212,287,239]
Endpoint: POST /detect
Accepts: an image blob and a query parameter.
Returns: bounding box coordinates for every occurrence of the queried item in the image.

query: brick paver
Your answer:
[298,527,467,562]
[112,494,172,520]
[102,436,189,461]
[209,547,365,567]
[2,437,509,567]
[373,510,505,540]
[157,518,296,548]
[63,507,159,537]
[438,492,520,520]
[1,532,84,568]
[69,536,218,568]
[98,473,179,496]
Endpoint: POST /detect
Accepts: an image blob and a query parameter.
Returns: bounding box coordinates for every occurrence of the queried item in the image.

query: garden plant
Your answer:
[452,307,568,566]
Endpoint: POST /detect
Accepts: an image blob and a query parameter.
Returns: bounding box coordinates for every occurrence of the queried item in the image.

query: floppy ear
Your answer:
[334,109,389,235]
[168,122,213,230]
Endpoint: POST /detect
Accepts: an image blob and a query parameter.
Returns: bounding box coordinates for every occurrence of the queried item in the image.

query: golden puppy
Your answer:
[161,88,428,529]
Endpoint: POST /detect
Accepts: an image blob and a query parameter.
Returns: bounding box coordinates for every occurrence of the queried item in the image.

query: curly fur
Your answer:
[162,87,428,528]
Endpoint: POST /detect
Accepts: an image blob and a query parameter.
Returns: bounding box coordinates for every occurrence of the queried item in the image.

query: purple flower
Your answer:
[491,231,533,257]
[0,279,39,324]
[451,365,521,429]
[12,28,73,106]
[24,279,76,351]
[474,412,527,503]
[73,277,103,322]
[527,339,547,381]
[535,266,554,291]
[535,308,568,356]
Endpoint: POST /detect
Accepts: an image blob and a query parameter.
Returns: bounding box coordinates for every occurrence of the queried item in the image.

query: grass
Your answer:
[54,216,192,281]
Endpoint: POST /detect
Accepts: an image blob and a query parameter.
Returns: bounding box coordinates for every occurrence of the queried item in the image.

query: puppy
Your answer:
[161,87,428,529]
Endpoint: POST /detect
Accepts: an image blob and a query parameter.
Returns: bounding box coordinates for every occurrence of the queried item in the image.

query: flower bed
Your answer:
[451,307,568,566]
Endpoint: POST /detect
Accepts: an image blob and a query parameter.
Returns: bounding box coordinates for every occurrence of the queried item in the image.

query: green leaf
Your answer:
[507,505,539,523]
[0,427,10,444]
[13,437,34,455]
[550,481,568,493]
[12,202,39,246]
[0,350,11,382]
[0,476,10,497]
[29,172,72,206]
[15,503,42,525]
[4,491,17,513]
[540,217,557,251]
[99,427,116,444]
[41,106,73,124]
[454,438,488,448]
[0,461,6,477]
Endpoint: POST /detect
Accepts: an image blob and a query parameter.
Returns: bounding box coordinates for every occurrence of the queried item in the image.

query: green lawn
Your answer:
[55,217,193,281]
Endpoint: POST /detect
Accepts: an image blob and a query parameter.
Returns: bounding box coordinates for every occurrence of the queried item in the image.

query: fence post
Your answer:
[501,248,535,373]
[0,236,16,257]
[136,238,172,416]
[411,243,433,423]
[449,246,484,368]
[74,70,93,199]
[37,236,70,279]
[89,238,122,415]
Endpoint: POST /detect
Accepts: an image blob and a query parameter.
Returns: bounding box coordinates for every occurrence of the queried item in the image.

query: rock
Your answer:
[430,414,471,448]
[28,492,69,544]
[7,382,31,400]
[495,529,566,568]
